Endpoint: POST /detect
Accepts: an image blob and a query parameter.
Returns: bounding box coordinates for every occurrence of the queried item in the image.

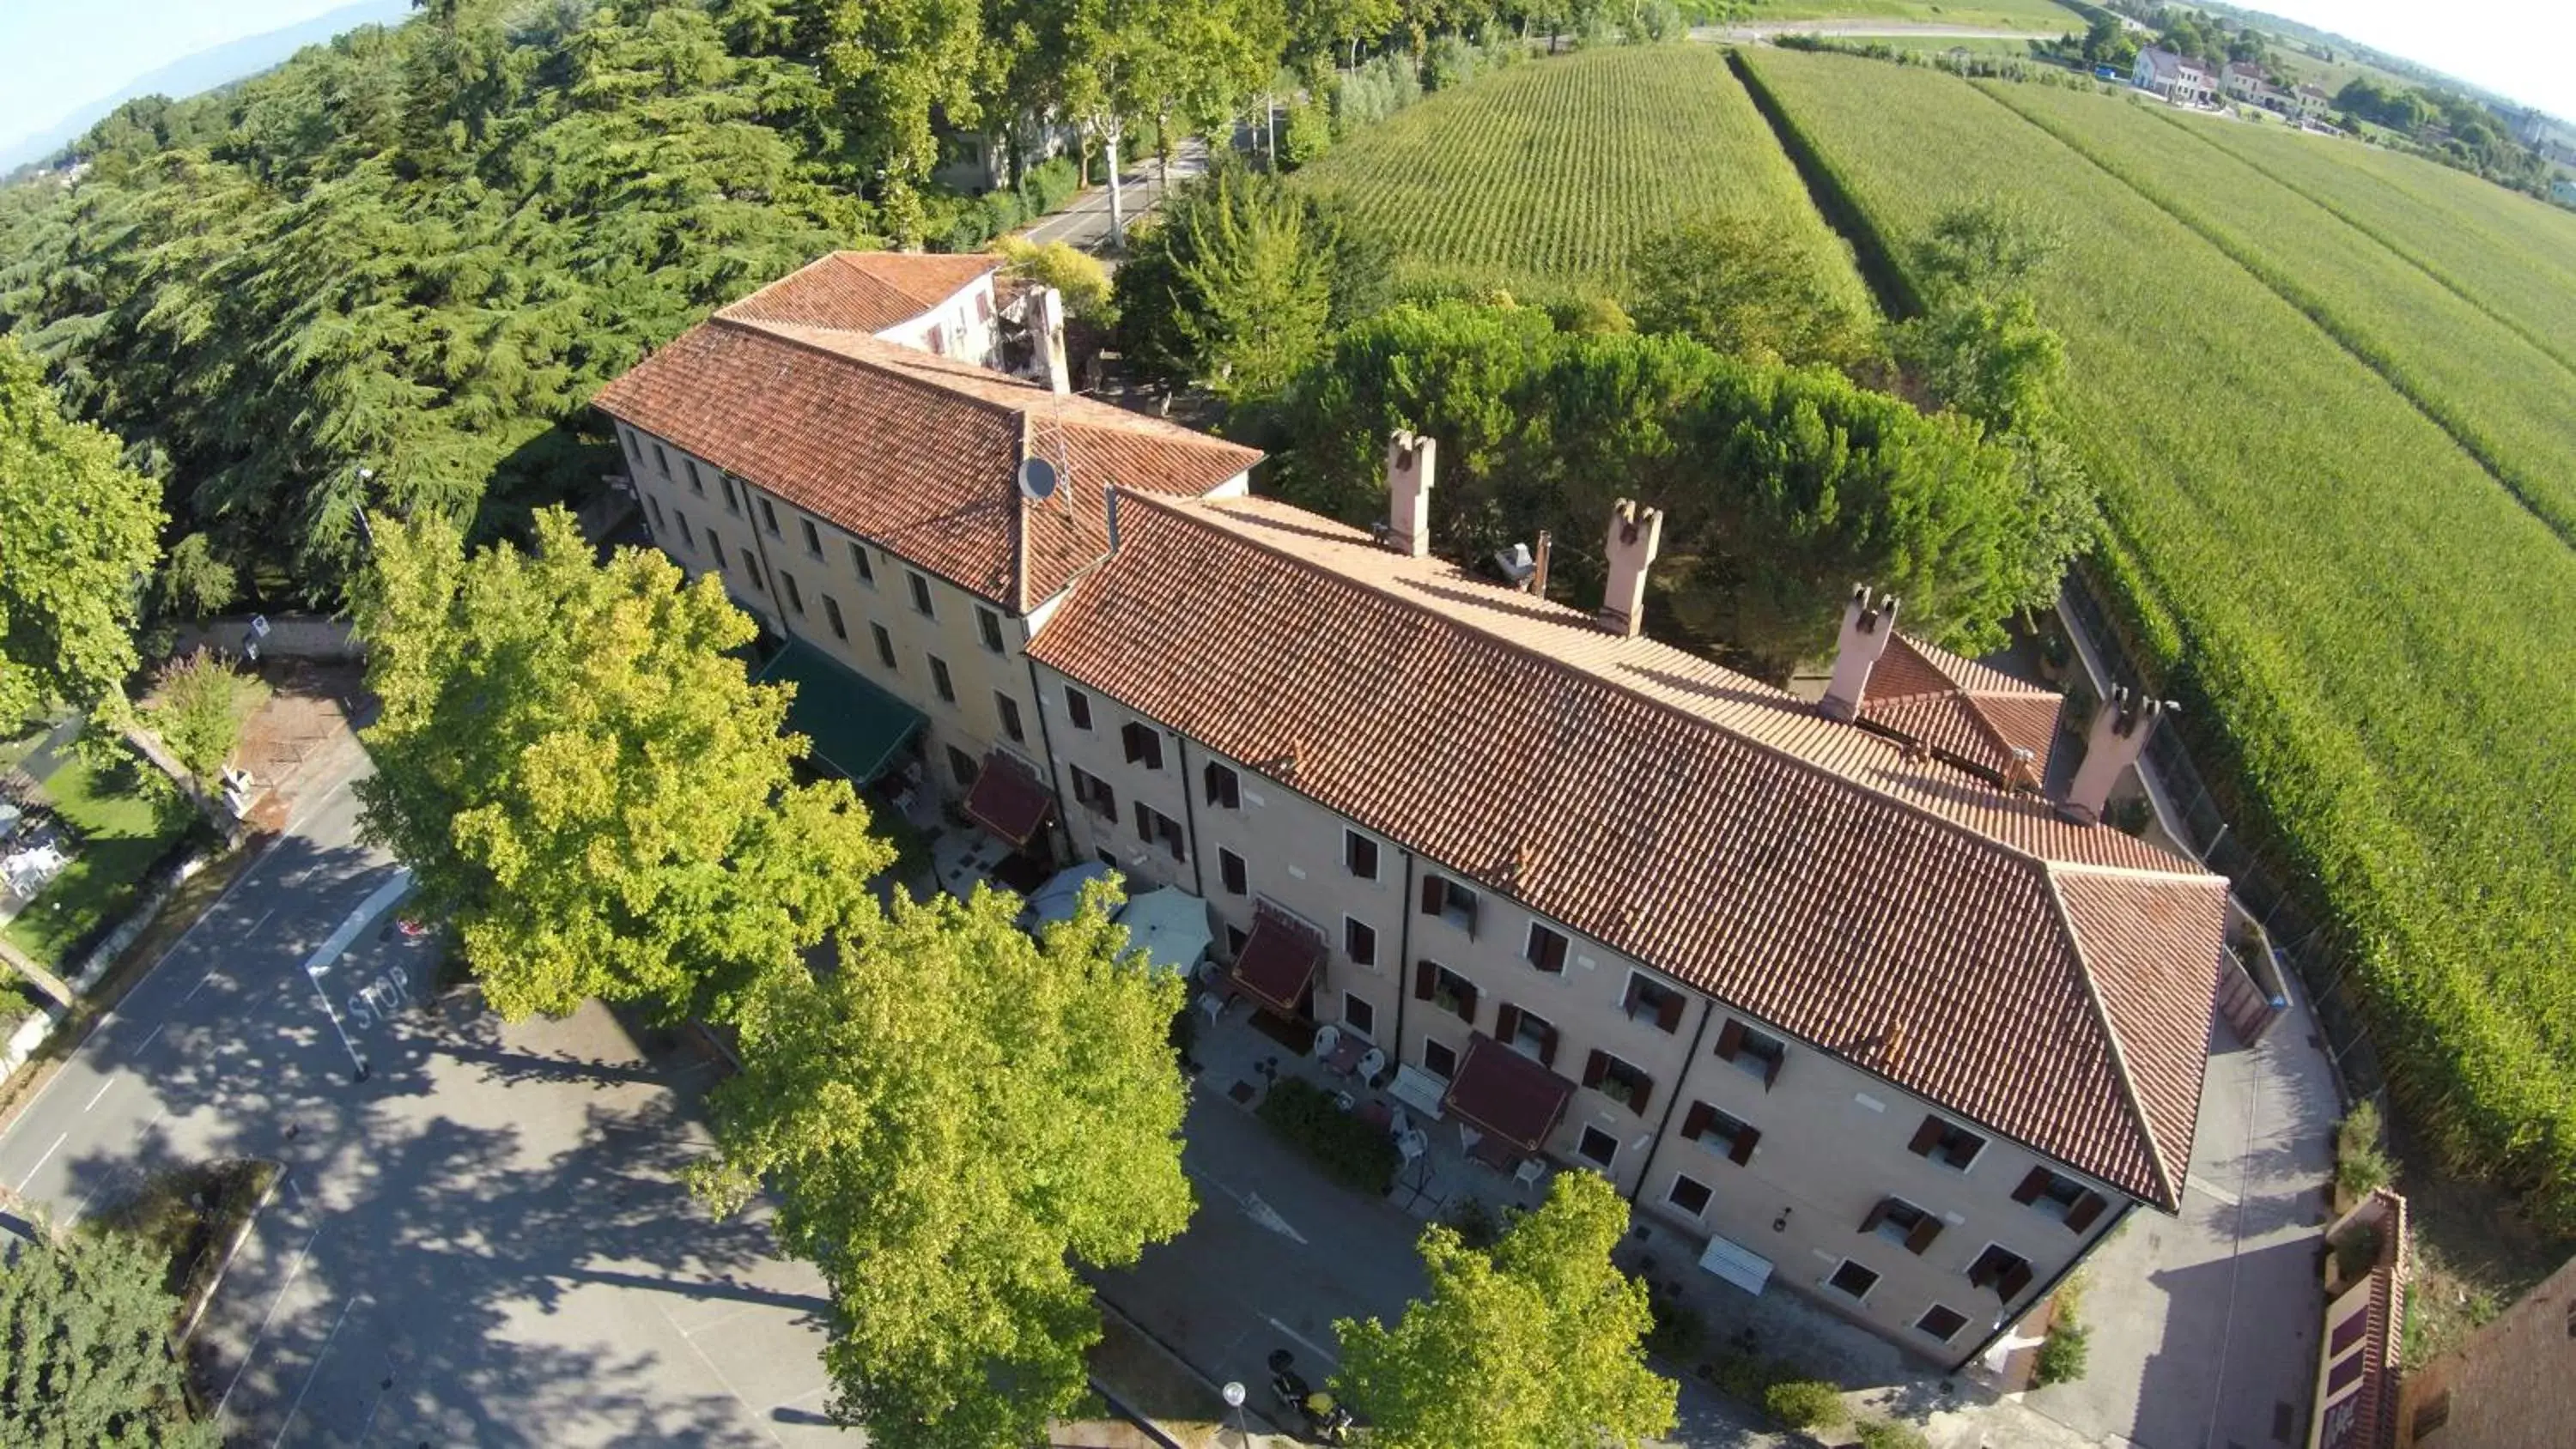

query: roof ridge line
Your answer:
[1158,494,2182,882]
[2047,858,2220,884]
[2041,870,2183,1210]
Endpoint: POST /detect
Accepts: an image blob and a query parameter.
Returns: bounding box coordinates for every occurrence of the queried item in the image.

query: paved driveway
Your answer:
[0,731,846,1446]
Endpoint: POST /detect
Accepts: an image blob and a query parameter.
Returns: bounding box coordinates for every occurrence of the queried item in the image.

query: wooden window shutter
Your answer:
[1968,1253,1998,1288]
[1655,989,1685,1033]
[2012,1167,2051,1204]
[1583,1050,1609,1088]
[1630,1073,1653,1117]
[1414,961,1437,1001]
[2066,1192,2108,1233]
[1419,875,1443,915]
[1682,1101,1714,1142]
[1454,981,1479,1024]
[1729,1125,1760,1165]
[1908,1115,1947,1157]
[1860,1199,1892,1234]
[1495,1003,1522,1045]
[1997,1259,2034,1301]
[1538,1025,1558,1068]
[1715,1017,1746,1060]
[1905,1215,1943,1255]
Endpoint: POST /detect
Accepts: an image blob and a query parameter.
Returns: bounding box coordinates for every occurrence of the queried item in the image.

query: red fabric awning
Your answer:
[1228,909,1324,1015]
[1443,1034,1574,1153]
[964,751,1053,846]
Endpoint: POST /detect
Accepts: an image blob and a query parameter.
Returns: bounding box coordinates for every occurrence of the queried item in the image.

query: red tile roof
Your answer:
[591,313,1260,609]
[1029,493,2226,1207]
[1862,634,2063,781]
[719,251,1001,335]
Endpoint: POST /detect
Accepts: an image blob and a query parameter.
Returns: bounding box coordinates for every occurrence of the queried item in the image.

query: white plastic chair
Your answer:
[1196,991,1224,1027]
[1396,1129,1428,1164]
[1513,1156,1546,1188]
[1356,1046,1387,1082]
[1313,1024,1341,1060]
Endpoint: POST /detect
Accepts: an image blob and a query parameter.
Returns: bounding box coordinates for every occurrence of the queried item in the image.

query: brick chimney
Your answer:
[2059,686,2175,825]
[1596,499,1663,638]
[1820,585,1899,722]
[1386,431,1436,558]
[1031,286,1072,396]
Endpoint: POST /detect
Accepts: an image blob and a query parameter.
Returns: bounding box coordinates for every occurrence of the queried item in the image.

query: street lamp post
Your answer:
[1221,1379,1248,1448]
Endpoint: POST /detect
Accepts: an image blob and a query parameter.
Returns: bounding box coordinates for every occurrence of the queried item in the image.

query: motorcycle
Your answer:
[1267,1349,1354,1444]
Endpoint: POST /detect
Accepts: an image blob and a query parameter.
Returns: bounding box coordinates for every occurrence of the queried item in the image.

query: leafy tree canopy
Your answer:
[1630,212,1880,371]
[0,1228,216,1448]
[1334,1171,1675,1449]
[351,506,890,1023]
[690,882,1194,1449]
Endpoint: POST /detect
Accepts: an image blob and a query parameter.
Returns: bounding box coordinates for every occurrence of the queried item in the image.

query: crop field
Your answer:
[1294,46,1871,306]
[1739,46,2576,1220]
[1978,82,2576,543]
[2176,116,2576,378]
[1727,0,2087,30]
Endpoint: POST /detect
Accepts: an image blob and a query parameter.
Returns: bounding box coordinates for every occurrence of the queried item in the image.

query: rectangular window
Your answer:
[1121,721,1164,770]
[714,469,734,512]
[780,570,804,615]
[976,606,1005,654]
[1965,1244,2034,1302]
[850,542,875,585]
[1622,973,1686,1033]
[676,512,696,550]
[947,746,979,787]
[1225,923,1249,956]
[1577,1126,1618,1168]
[1413,961,1479,1025]
[618,426,639,465]
[738,548,766,592]
[2011,1167,2109,1232]
[1916,1305,1970,1343]
[1422,1039,1458,1080]
[1666,1174,1713,1218]
[1862,1197,1944,1255]
[1345,831,1380,882]
[758,497,781,537]
[1342,994,1376,1039]
[1715,1018,1787,1088]
[653,441,672,478]
[647,495,665,532]
[1344,917,1376,967]
[1069,766,1117,821]
[1205,761,1241,809]
[1582,1051,1655,1117]
[1133,802,1185,860]
[872,623,897,670]
[1827,1260,1880,1302]
[1910,1115,1988,1172]
[997,694,1025,743]
[1681,1101,1761,1165]
[907,569,935,617]
[1065,688,1094,731]
[1419,873,1479,935]
[930,656,956,704]
[1218,848,1247,895]
[823,595,848,641]
[801,518,823,556]
[1493,1003,1558,1066]
[1525,922,1568,973]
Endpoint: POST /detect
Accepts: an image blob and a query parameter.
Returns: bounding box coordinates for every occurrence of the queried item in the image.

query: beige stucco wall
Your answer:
[872,276,1000,367]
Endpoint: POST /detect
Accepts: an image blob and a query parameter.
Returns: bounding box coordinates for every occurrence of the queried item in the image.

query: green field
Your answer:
[1295,46,1872,305]
[1728,0,2087,30]
[1736,47,2576,1216]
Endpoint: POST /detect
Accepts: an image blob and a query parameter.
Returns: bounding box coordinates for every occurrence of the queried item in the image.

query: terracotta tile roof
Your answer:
[718,251,1001,335]
[1862,634,2063,781]
[1028,493,2225,1206]
[591,316,1260,608]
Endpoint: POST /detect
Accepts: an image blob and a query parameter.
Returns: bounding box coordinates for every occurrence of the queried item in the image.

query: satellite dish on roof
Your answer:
[1017,456,1060,502]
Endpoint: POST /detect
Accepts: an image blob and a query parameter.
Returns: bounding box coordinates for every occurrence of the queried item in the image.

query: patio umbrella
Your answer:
[1024,860,1117,928]
[1117,887,1213,979]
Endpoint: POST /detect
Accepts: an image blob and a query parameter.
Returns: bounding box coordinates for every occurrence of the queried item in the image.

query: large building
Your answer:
[2135,47,2218,106]
[593,253,2230,1370]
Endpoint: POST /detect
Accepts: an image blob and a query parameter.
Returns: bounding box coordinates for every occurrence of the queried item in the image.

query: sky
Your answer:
[1,0,2573,149]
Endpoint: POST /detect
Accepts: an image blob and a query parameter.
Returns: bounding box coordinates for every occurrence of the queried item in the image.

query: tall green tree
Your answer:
[1334,1171,1674,1449]
[1629,213,1880,370]
[351,507,891,1023]
[0,1228,216,1448]
[819,0,988,244]
[690,884,1194,1449]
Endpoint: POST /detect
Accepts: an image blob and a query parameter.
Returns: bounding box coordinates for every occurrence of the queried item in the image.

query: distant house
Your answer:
[2133,48,2217,107]
[2293,85,2333,121]
[2221,62,2268,103]
[2552,176,2576,207]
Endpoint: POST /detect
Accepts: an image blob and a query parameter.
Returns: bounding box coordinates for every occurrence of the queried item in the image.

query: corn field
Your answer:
[1295,45,1870,307]
[1737,46,2576,1228]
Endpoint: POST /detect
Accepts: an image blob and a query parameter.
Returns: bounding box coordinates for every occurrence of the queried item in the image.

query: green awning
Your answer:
[754,638,925,783]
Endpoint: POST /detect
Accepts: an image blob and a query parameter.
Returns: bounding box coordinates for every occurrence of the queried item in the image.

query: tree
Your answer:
[0,336,162,731]
[690,883,1193,1449]
[0,1228,217,1448]
[350,507,891,1024]
[1334,1171,1674,1449]
[145,651,269,786]
[988,236,1117,323]
[818,0,988,246]
[152,534,237,622]
[1290,0,1400,74]
[1629,213,1880,370]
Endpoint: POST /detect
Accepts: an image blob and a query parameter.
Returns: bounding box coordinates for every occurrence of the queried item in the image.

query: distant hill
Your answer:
[0,0,412,171]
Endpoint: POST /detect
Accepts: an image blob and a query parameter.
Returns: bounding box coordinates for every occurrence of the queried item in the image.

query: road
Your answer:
[1017,137,1211,256]
[0,724,845,1446]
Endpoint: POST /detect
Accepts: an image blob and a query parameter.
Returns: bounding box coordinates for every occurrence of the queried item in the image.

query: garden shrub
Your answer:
[1256,1076,1399,1193]
[2033,1319,2092,1385]
[1856,1417,1932,1449]
[1764,1379,1848,1430]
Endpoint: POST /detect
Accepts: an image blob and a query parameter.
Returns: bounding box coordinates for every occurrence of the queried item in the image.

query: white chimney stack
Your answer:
[1597,499,1664,638]
[1386,431,1435,558]
[1820,585,1900,722]
[1032,286,1072,396]
[2059,686,2175,825]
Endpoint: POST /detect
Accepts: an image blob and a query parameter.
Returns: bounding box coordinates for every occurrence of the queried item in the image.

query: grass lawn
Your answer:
[3,752,191,969]
[1729,0,2089,32]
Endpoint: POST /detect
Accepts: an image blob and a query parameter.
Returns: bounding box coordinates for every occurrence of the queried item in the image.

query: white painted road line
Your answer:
[216,1225,325,1421]
[14,1131,65,1191]
[242,907,275,939]
[137,1022,165,1052]
[83,1076,115,1112]
[184,965,224,1002]
[298,869,414,1081]
[272,1291,367,1449]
